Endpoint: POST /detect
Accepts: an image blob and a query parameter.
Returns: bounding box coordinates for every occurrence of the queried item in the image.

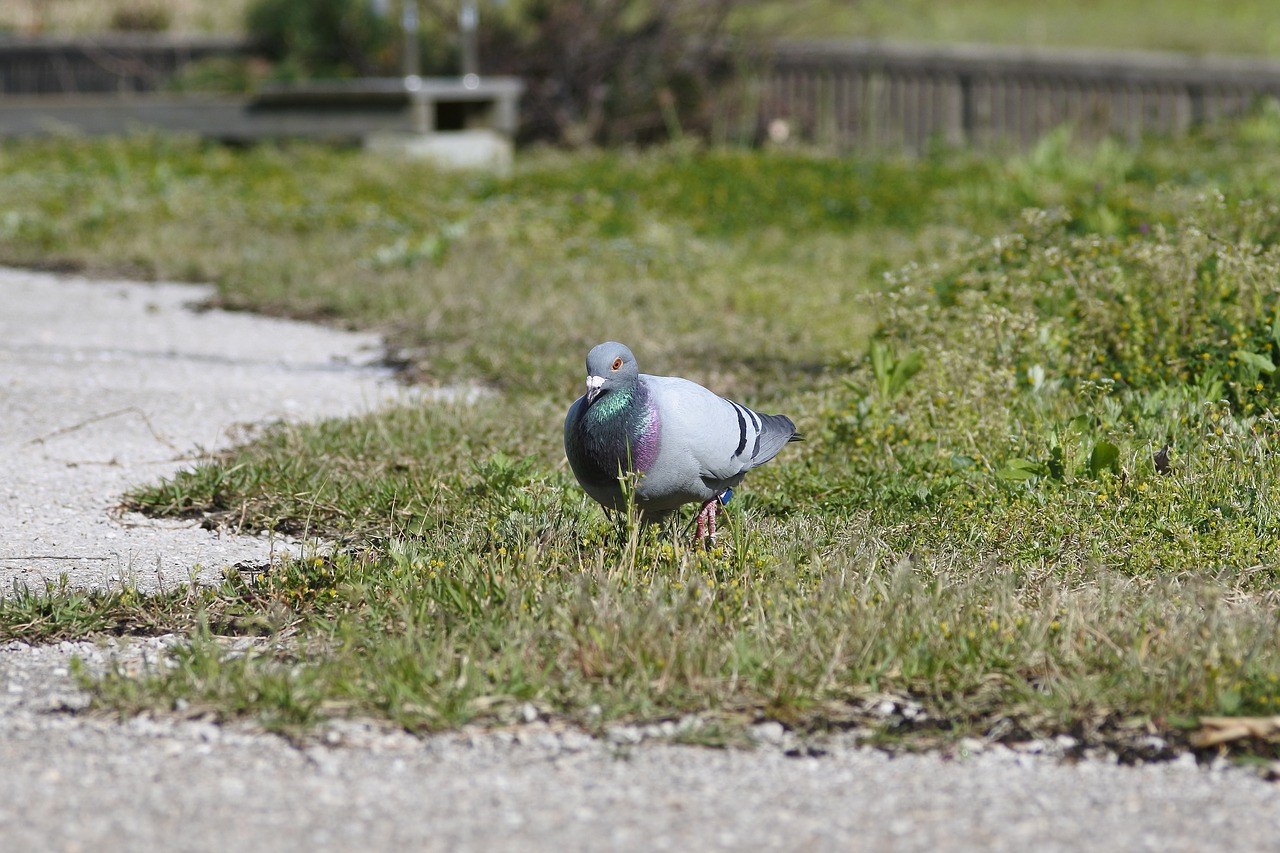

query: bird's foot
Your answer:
[694,498,719,549]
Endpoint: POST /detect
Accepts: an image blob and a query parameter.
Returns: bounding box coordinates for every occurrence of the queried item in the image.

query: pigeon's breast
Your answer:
[598,385,659,473]
[568,385,661,494]
[631,391,661,472]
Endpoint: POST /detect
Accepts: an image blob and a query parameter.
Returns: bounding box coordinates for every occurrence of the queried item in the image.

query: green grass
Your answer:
[6,112,1280,755]
[81,529,1280,752]
[0,124,1274,391]
[741,0,1280,56]
[0,575,290,642]
[0,136,1002,391]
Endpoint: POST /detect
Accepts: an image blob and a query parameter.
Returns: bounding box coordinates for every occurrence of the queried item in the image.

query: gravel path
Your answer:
[1,267,1276,852]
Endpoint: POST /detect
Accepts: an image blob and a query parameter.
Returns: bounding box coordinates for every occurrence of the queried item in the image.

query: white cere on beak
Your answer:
[585,374,605,402]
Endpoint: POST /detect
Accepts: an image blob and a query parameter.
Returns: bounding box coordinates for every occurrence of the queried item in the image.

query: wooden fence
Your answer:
[7,36,1280,149]
[0,34,245,95]
[724,40,1280,151]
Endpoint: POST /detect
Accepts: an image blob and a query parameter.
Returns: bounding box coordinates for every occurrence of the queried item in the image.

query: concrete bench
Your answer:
[0,75,525,173]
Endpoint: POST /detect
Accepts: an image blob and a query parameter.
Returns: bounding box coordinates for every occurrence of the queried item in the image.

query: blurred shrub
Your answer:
[246,0,400,78]
[480,0,745,146]
[816,185,1280,579]
[244,0,748,145]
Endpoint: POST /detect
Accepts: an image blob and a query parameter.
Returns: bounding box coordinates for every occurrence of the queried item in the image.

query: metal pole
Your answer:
[459,0,479,86]
[402,0,421,80]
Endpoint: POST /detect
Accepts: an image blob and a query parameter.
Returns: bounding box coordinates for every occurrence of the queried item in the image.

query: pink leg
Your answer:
[694,498,718,548]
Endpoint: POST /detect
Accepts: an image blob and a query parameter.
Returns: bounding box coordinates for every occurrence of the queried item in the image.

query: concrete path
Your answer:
[0,267,402,592]
[0,267,1277,852]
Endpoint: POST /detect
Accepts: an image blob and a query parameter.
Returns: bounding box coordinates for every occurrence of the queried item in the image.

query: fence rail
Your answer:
[732,40,1280,150]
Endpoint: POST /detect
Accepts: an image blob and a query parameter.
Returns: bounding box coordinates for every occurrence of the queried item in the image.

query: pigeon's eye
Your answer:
[611,357,623,371]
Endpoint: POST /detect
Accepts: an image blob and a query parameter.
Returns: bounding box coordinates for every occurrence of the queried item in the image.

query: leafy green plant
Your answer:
[868,339,924,402]
[246,0,399,78]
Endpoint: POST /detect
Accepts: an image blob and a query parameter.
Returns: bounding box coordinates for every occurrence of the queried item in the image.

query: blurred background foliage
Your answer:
[236,0,744,146]
[8,1,1280,146]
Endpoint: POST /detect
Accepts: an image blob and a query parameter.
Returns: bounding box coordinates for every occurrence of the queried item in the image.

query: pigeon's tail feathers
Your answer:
[752,412,801,465]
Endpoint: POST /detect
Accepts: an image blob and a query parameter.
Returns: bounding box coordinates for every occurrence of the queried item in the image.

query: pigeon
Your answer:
[564,341,801,544]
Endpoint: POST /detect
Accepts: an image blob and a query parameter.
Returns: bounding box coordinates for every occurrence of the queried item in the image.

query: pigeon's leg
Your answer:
[694,498,719,548]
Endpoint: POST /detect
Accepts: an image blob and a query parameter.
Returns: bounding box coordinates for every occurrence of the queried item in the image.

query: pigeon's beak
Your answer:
[585,374,605,403]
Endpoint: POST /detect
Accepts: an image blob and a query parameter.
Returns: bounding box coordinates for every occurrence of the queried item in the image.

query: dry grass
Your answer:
[1,0,250,35]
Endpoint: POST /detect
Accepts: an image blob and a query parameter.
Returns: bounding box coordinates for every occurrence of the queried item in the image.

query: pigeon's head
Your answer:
[584,341,638,403]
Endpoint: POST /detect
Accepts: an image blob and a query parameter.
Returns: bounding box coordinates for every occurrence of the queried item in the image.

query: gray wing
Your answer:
[644,375,798,489]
